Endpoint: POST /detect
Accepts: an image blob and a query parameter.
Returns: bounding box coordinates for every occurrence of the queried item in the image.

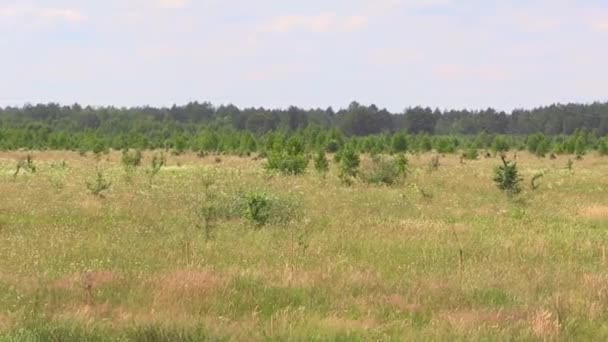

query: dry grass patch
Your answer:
[321,315,379,331]
[0,314,13,331]
[54,270,122,291]
[530,309,560,339]
[385,294,422,313]
[151,269,228,305]
[439,309,527,330]
[578,205,608,220]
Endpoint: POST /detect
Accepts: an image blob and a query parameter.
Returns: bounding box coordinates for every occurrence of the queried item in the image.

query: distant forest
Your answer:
[1,101,608,153]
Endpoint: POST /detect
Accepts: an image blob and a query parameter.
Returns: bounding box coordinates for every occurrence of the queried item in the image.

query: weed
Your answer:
[531,173,544,190]
[428,155,440,171]
[14,154,36,178]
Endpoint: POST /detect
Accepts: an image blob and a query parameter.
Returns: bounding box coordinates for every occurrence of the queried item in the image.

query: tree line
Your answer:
[1,101,608,154]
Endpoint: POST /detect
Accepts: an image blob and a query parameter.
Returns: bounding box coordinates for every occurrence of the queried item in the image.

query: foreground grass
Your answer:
[1,151,608,340]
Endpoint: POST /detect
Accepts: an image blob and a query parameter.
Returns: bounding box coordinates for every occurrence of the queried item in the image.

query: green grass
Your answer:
[1,151,608,340]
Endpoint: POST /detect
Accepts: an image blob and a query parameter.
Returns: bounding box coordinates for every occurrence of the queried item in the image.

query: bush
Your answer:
[146,152,166,180]
[314,150,329,174]
[338,146,360,184]
[395,154,409,175]
[493,155,522,195]
[265,138,309,175]
[241,191,298,227]
[86,171,112,198]
[265,150,309,175]
[599,139,608,156]
[462,148,478,160]
[121,149,143,169]
[361,156,404,186]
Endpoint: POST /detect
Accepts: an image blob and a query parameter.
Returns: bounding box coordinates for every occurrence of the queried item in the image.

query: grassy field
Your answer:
[1,151,608,341]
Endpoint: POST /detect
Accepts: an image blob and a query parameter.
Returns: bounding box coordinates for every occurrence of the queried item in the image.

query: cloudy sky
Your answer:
[1,0,607,112]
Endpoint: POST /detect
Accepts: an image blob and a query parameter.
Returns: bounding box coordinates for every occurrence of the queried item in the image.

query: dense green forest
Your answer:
[1,101,608,155]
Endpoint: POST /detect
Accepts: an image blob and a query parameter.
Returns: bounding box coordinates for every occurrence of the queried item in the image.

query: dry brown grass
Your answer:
[439,309,527,330]
[54,270,121,291]
[530,309,561,339]
[578,205,608,220]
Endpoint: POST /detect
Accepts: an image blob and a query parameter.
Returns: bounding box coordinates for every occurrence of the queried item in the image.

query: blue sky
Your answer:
[1,0,607,112]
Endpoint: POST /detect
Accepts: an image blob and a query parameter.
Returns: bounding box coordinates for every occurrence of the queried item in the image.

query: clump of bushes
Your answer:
[265,138,309,175]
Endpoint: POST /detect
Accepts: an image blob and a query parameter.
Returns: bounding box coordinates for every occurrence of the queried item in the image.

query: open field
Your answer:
[1,151,608,340]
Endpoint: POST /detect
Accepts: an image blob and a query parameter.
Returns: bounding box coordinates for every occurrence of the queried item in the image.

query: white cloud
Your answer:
[157,0,190,9]
[264,12,369,33]
[0,4,86,25]
[369,48,424,66]
[433,64,513,82]
[591,17,608,32]
[510,12,561,33]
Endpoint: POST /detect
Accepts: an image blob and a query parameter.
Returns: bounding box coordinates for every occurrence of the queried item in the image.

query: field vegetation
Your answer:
[1,148,608,340]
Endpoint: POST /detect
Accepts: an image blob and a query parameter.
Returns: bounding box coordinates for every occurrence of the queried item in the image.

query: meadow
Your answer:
[1,150,608,341]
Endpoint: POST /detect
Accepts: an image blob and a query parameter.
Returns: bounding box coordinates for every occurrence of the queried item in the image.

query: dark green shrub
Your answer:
[338,146,360,185]
[314,150,329,174]
[493,155,522,195]
[599,138,608,156]
[395,154,409,175]
[265,150,309,175]
[241,191,298,227]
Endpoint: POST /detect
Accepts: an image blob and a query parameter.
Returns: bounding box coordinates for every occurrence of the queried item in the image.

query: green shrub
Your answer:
[146,152,166,179]
[241,191,298,227]
[493,155,522,195]
[86,171,112,198]
[395,154,409,175]
[314,150,329,174]
[338,146,360,185]
[265,138,309,175]
[599,139,608,156]
[361,156,404,186]
[265,150,309,175]
[121,149,143,169]
[462,148,478,160]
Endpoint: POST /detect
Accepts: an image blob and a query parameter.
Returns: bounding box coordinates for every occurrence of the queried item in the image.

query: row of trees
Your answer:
[2,123,607,158]
[2,101,608,137]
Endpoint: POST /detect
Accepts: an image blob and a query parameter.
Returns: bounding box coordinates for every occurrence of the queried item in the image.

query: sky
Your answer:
[0,0,607,112]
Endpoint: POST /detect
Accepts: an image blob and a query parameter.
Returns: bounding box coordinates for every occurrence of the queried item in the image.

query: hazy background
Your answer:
[1,0,607,111]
